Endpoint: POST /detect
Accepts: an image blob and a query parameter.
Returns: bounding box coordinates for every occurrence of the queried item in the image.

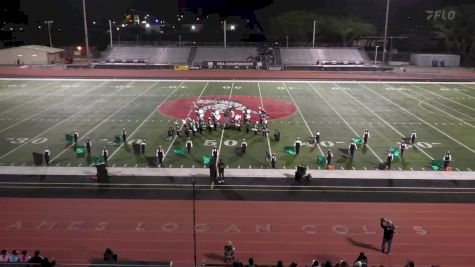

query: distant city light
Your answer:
[121,24,126,27]
[116,27,120,31]
[230,25,236,30]
[77,46,82,51]
[155,19,159,23]
[38,26,42,29]
[145,23,150,28]
[92,21,96,25]
[191,25,196,30]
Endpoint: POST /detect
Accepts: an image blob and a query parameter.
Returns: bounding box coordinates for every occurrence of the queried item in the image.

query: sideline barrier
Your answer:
[174,65,189,70]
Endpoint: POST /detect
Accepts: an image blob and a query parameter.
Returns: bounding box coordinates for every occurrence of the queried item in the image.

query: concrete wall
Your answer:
[0,47,51,65]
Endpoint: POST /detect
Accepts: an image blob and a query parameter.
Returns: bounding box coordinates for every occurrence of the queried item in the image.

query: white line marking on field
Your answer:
[110,82,185,161]
[192,164,195,168]
[217,82,234,165]
[364,167,367,170]
[410,167,414,171]
[310,83,383,162]
[398,167,402,171]
[411,84,475,112]
[335,141,344,144]
[388,83,475,129]
[134,164,138,167]
[258,82,273,157]
[432,142,441,145]
[78,164,82,167]
[66,163,71,167]
[421,167,425,171]
[51,82,155,163]
[363,84,475,155]
[456,168,460,171]
[468,168,472,171]
[283,82,324,156]
[238,165,240,169]
[162,82,208,161]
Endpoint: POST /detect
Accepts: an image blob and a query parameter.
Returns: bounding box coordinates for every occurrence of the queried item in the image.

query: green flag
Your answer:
[390,147,400,159]
[352,136,363,145]
[284,146,296,155]
[93,155,102,164]
[114,135,122,144]
[65,133,73,144]
[431,159,443,171]
[75,145,86,157]
[174,147,186,156]
[203,155,213,166]
[316,155,326,166]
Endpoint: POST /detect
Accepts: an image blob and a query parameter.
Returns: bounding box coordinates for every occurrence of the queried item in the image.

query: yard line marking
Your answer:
[440,84,475,99]
[0,85,125,161]
[66,163,71,167]
[392,84,475,128]
[0,81,109,134]
[468,168,472,171]
[109,82,185,161]
[362,84,475,155]
[192,164,195,168]
[309,83,383,163]
[258,82,272,157]
[51,82,159,163]
[411,84,475,112]
[0,81,61,110]
[282,82,324,156]
[78,164,82,167]
[342,83,433,160]
[216,82,234,165]
[456,168,460,171]
[162,82,209,162]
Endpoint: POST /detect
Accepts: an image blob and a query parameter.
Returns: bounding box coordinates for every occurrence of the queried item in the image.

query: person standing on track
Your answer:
[410,130,417,145]
[363,129,370,145]
[294,137,302,155]
[140,139,146,154]
[43,148,51,166]
[241,139,247,154]
[212,146,218,159]
[443,151,452,170]
[271,153,276,168]
[156,146,164,166]
[217,159,225,184]
[380,218,396,254]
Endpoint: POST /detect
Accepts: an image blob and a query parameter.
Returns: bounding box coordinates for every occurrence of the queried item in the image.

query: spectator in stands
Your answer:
[323,261,332,267]
[224,240,235,263]
[404,261,415,267]
[9,250,20,262]
[311,260,321,267]
[103,248,118,261]
[28,250,43,265]
[335,260,350,267]
[288,262,297,267]
[247,258,256,267]
[41,257,55,267]
[0,250,9,262]
[276,260,284,267]
[19,250,30,262]
[354,252,367,267]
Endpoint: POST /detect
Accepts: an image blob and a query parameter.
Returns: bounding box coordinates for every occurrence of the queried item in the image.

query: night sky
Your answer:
[1,0,474,48]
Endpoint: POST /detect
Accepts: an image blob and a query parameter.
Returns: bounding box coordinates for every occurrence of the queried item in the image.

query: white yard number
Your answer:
[320,141,335,148]
[204,140,218,146]
[276,87,285,90]
[234,86,242,89]
[223,140,237,146]
[416,142,432,149]
[222,86,231,89]
[6,137,47,144]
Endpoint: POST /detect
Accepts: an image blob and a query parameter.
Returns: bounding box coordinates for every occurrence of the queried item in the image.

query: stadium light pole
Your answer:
[286,36,289,48]
[312,20,316,48]
[44,20,53,47]
[108,20,113,48]
[82,0,91,62]
[375,45,379,65]
[223,20,227,48]
[382,0,390,65]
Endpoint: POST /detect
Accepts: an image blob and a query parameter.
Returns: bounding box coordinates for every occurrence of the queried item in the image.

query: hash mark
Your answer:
[468,168,472,171]
[78,164,82,167]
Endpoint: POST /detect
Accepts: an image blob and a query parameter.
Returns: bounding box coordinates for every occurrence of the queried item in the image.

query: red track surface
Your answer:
[0,198,474,267]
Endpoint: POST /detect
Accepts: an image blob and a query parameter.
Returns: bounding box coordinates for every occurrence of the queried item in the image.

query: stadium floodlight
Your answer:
[108,20,113,48]
[230,25,235,30]
[145,23,151,28]
[382,0,390,65]
[82,0,90,62]
[191,24,196,30]
[312,20,316,48]
[44,20,53,47]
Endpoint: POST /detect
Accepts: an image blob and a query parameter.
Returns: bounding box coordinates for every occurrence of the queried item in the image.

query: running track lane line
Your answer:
[308,82,383,163]
[0,84,125,161]
[257,82,273,159]
[360,83,475,155]
[0,81,108,134]
[163,82,209,161]
[281,82,324,156]
[336,82,434,160]
[50,81,159,163]
[109,82,185,160]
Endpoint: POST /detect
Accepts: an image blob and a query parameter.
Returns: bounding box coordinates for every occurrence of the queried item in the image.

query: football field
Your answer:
[0,78,474,171]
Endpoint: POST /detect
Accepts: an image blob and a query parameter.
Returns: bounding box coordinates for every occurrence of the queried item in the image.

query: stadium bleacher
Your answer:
[192,47,257,63]
[280,47,369,66]
[105,46,191,65]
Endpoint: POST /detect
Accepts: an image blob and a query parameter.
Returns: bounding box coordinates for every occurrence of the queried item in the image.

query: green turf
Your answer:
[0,78,474,171]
